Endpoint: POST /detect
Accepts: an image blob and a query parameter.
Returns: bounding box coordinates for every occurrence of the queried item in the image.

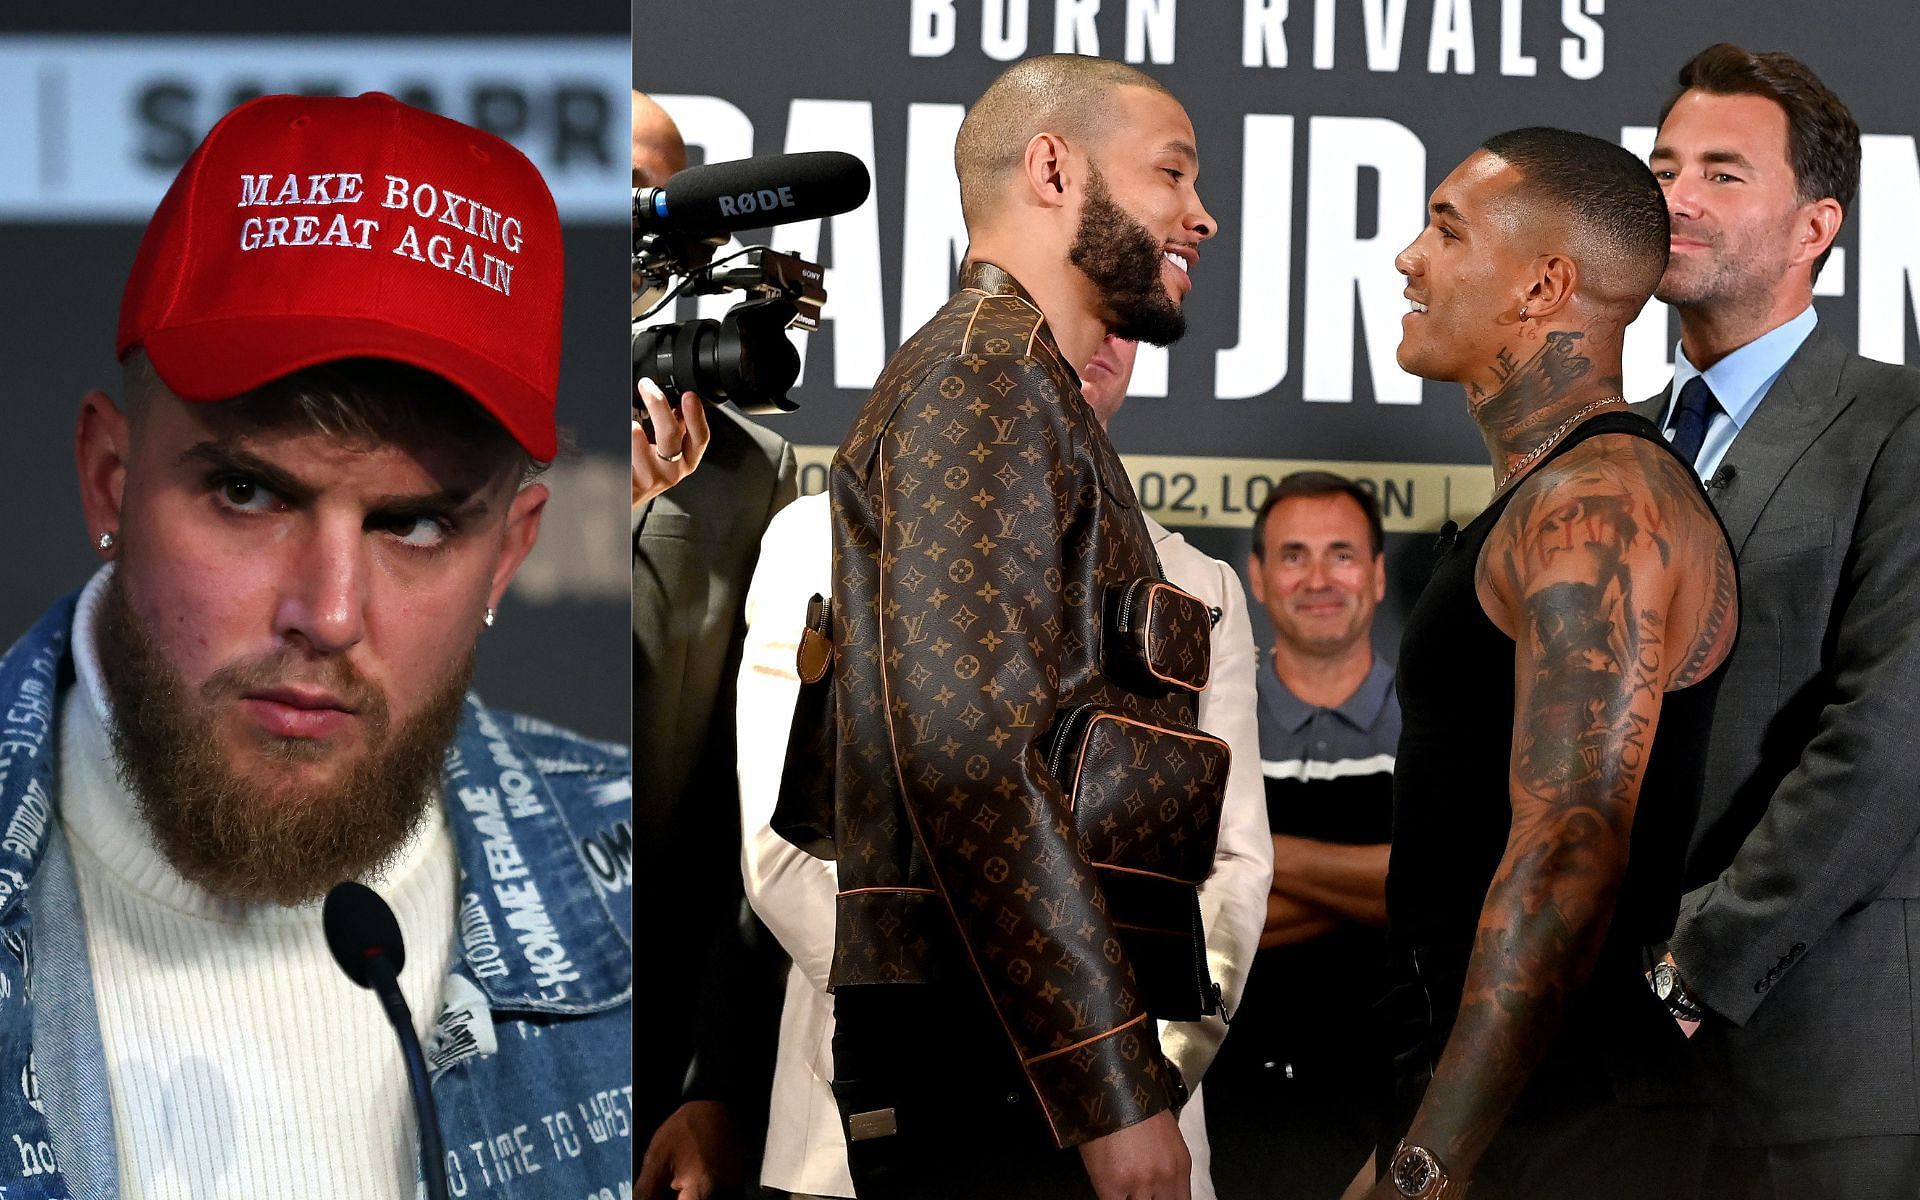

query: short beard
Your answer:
[1068,164,1187,347]
[95,571,470,907]
[1653,219,1793,319]
[1655,266,1781,326]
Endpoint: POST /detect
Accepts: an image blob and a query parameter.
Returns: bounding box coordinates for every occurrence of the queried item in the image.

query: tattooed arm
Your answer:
[1382,436,1730,1186]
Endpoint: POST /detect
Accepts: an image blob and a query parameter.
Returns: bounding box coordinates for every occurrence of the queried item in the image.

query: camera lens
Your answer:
[631,299,803,415]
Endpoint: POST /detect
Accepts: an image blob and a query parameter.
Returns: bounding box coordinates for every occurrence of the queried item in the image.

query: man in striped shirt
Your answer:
[1206,472,1400,1200]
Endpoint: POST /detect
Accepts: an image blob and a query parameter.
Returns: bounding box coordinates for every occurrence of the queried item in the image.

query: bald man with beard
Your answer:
[736,333,1270,1200]
[818,55,1219,1200]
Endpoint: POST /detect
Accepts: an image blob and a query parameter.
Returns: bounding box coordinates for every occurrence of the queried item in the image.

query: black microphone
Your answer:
[633,150,872,237]
[324,881,449,1200]
[1707,463,1737,491]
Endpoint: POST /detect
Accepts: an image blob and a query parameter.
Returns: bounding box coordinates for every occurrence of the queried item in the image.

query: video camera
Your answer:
[632,151,871,415]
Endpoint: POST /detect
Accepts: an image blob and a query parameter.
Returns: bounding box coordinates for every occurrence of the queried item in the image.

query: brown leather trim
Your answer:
[1020,1012,1151,1066]
[836,886,938,897]
[1111,920,1188,936]
[1065,712,1232,812]
[1142,582,1211,692]
[955,289,1068,380]
[960,294,988,347]
[796,626,832,685]
[1095,860,1210,888]
[1027,323,1070,378]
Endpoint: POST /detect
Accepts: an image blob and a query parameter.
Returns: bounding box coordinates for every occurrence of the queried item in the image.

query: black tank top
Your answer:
[1388,411,1732,1022]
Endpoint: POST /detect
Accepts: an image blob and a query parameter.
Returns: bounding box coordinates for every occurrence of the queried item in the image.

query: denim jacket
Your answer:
[0,594,634,1199]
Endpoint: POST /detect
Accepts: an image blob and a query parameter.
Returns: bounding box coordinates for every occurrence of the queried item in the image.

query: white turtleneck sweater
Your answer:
[59,568,458,1197]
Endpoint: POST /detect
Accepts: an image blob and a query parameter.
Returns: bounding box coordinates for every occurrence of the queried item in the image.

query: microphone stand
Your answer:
[363,947,450,1200]
[324,881,450,1200]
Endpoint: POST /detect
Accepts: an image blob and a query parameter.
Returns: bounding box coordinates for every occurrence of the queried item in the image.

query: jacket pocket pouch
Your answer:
[1045,706,1231,1020]
[1106,578,1213,695]
[1098,867,1218,1022]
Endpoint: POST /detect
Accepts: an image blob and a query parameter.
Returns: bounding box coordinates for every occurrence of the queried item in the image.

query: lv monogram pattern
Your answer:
[1110,581,1212,694]
[829,263,1194,1147]
[1144,586,1211,692]
[1065,714,1230,888]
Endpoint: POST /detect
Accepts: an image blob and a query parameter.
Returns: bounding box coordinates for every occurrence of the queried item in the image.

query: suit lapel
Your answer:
[1711,323,1856,554]
[1641,323,1857,555]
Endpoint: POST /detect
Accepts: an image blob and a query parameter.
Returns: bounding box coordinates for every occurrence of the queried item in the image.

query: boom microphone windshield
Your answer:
[634,150,872,237]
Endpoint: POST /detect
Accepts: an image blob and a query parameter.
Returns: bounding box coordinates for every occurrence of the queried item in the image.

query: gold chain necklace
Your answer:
[1496,395,1625,491]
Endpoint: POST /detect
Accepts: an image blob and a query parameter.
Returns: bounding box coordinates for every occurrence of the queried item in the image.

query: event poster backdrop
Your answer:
[636,0,1920,651]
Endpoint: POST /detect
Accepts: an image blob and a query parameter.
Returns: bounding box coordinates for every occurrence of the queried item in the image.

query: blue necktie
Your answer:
[1668,375,1719,468]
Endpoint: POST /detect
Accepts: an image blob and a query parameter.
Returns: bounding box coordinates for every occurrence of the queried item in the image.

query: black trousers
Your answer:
[1205,1068,1376,1200]
[831,985,1097,1200]
[1700,1135,1920,1200]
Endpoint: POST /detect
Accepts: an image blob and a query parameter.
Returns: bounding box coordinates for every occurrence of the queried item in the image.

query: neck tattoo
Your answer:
[1496,395,1625,491]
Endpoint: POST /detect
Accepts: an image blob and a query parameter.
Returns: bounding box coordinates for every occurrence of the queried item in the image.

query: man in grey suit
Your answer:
[632,90,801,1198]
[1638,44,1920,1198]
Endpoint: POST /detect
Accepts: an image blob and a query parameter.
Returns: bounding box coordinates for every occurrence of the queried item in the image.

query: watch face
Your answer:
[1392,1146,1439,1196]
[1653,962,1677,1002]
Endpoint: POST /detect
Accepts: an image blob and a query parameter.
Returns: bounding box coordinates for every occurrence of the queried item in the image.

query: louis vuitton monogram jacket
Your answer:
[828,262,1194,1149]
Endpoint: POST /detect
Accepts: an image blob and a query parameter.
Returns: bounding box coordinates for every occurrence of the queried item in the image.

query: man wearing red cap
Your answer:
[0,93,632,1199]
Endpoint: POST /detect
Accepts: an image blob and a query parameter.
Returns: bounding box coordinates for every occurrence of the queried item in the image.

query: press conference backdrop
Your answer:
[635,0,1920,655]
[1,2,632,743]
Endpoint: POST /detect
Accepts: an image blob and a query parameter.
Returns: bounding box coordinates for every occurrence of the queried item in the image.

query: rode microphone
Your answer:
[324,881,450,1200]
[633,150,872,237]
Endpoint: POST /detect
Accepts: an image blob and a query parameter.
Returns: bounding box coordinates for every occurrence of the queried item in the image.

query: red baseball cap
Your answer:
[117,92,563,462]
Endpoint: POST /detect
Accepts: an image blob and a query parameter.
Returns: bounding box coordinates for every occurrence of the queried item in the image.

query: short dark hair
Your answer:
[1480,126,1671,308]
[1663,43,1860,280]
[955,54,1175,228]
[1251,471,1384,558]
[124,351,550,482]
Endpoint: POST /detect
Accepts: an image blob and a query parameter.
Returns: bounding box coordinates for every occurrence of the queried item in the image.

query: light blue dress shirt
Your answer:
[1660,305,1819,481]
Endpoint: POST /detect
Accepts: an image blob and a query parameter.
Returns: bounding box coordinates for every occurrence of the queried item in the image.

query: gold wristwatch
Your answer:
[1389,1139,1457,1198]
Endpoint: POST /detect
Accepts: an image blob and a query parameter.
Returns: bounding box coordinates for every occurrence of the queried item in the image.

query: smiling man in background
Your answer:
[1636,45,1920,1199]
[1206,472,1397,1200]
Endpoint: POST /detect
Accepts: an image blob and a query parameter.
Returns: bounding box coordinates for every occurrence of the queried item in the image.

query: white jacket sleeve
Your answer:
[739,496,859,1195]
[1155,528,1274,1088]
[737,493,839,993]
